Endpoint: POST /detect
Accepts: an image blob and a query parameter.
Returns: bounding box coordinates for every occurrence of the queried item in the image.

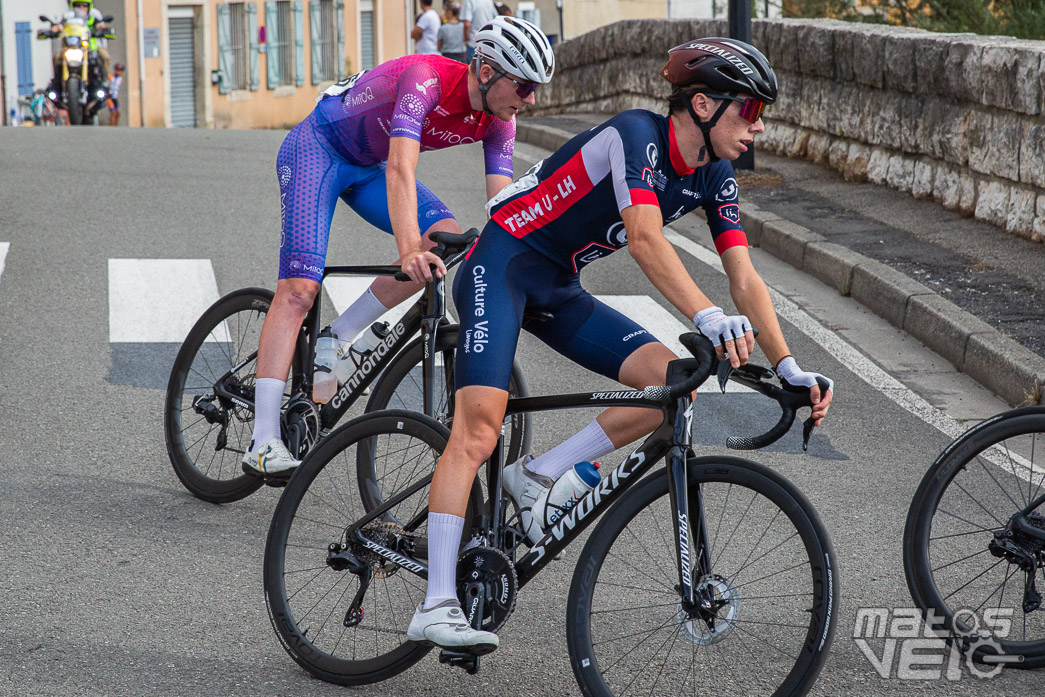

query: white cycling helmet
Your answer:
[473,16,554,85]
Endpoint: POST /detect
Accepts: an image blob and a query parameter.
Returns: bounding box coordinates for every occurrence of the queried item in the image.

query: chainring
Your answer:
[457,546,518,633]
[282,394,320,459]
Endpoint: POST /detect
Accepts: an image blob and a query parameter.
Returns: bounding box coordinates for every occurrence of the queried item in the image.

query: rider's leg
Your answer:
[331,172,460,343]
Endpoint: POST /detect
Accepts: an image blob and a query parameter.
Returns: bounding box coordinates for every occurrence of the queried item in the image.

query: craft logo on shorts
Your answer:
[718,203,740,224]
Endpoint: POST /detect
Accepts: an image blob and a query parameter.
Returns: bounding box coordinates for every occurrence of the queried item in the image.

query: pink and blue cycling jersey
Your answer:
[277,54,515,282]
[313,54,515,176]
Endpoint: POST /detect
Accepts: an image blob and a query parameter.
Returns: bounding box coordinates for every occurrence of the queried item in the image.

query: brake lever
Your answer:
[802,418,815,452]
[716,360,732,394]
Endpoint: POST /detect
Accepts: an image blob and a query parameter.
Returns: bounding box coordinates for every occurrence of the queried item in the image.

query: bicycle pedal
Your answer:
[438,649,481,674]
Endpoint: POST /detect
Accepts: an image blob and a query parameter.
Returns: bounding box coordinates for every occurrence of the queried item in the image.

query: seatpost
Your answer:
[420,264,447,418]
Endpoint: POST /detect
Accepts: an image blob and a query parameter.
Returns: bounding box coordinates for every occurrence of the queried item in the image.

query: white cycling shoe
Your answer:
[501,455,553,547]
[406,600,499,654]
[241,438,300,476]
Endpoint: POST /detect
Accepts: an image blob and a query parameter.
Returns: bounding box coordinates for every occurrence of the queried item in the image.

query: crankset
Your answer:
[282,394,321,460]
[457,546,517,633]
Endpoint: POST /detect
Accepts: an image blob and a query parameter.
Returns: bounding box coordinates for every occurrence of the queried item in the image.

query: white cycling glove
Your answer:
[693,306,751,347]
[774,356,834,394]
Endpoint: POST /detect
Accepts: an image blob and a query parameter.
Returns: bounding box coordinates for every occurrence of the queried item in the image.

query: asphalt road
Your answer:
[0,126,1040,696]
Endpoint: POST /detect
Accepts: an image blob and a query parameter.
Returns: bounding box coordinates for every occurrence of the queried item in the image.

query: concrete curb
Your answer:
[515,120,1045,407]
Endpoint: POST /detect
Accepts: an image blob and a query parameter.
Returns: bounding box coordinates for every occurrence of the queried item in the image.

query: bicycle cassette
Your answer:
[456,546,517,633]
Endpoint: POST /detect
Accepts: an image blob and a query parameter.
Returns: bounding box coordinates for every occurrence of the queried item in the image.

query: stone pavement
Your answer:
[516,113,1045,408]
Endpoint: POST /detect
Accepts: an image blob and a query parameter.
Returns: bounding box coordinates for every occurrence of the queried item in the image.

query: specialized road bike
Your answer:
[904,405,1045,669]
[263,332,839,696]
[164,229,530,503]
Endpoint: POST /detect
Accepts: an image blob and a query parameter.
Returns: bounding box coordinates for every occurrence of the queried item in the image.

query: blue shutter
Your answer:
[266,1,279,88]
[216,4,232,94]
[336,0,345,79]
[294,1,306,86]
[15,22,33,96]
[310,0,322,84]
[248,3,260,90]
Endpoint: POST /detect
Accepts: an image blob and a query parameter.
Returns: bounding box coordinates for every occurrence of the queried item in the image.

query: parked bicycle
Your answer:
[164,229,530,504]
[904,405,1045,670]
[263,332,839,695]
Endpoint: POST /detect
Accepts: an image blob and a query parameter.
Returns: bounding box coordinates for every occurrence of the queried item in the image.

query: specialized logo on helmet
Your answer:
[646,143,658,168]
[715,177,737,202]
[278,165,292,187]
[684,42,754,76]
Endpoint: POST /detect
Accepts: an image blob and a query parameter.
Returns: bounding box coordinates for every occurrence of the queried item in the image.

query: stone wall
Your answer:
[531,18,1045,243]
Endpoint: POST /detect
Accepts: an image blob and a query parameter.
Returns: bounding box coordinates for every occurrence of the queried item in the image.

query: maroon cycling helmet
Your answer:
[660,37,777,103]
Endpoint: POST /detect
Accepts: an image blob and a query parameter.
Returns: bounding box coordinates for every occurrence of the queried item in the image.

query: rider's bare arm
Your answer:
[387,136,445,282]
[485,174,512,202]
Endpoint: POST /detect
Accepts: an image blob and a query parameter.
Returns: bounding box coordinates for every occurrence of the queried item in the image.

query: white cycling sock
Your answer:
[528,419,615,480]
[423,512,465,609]
[330,287,389,349]
[251,378,286,447]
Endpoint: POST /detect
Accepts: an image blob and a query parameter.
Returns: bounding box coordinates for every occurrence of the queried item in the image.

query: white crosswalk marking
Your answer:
[108,259,227,343]
[596,294,752,394]
[323,276,455,337]
[0,243,9,285]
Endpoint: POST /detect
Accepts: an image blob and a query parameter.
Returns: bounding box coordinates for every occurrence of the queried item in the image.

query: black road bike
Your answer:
[164,229,530,503]
[263,333,839,696]
[904,405,1045,670]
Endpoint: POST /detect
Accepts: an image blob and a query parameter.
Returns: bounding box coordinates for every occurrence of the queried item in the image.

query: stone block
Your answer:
[916,97,967,164]
[738,204,780,248]
[957,172,978,216]
[844,143,871,181]
[904,295,994,369]
[798,77,827,131]
[883,32,920,93]
[1006,186,1037,235]
[912,160,935,200]
[886,154,915,191]
[774,72,801,124]
[828,139,850,173]
[1019,120,1045,189]
[944,38,990,105]
[871,93,904,148]
[899,93,927,155]
[867,148,891,184]
[851,29,886,90]
[807,133,831,165]
[981,41,1043,116]
[772,21,801,73]
[788,128,811,158]
[964,332,1045,407]
[803,241,864,294]
[833,25,860,84]
[915,33,961,98]
[974,179,1010,227]
[933,165,961,209]
[965,109,993,176]
[796,23,835,79]
[851,260,933,329]
[760,219,821,269]
[834,82,865,141]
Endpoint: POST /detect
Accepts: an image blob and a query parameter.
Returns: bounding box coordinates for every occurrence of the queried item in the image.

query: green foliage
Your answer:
[782,0,1045,39]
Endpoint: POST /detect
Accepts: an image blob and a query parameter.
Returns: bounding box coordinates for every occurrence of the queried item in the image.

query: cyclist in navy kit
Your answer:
[408,38,835,653]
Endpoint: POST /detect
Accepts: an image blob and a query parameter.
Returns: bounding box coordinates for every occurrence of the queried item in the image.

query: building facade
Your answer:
[119,0,413,128]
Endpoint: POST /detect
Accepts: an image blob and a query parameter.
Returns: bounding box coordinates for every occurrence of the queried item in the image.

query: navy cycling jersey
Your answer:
[486,109,747,271]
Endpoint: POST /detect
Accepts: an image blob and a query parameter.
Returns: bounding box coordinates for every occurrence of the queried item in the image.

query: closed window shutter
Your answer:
[310,1,322,85]
[294,1,306,87]
[248,2,260,90]
[216,4,232,94]
[16,23,33,96]
[335,0,345,79]
[266,1,280,89]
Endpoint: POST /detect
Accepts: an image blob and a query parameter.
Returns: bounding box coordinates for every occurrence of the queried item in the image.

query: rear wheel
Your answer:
[163,288,308,503]
[264,411,483,685]
[568,456,838,697]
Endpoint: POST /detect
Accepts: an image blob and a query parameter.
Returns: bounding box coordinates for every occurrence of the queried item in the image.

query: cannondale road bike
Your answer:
[263,332,839,696]
[164,229,530,503]
[904,405,1045,670]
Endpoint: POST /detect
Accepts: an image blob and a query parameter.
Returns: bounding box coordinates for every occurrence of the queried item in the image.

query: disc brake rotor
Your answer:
[677,574,740,646]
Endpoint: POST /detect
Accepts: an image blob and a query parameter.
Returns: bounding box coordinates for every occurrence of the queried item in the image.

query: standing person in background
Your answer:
[412,0,441,54]
[438,3,467,63]
[107,62,124,125]
[460,0,498,62]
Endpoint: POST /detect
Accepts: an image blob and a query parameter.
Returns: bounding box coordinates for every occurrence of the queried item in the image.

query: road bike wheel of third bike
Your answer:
[904,406,1045,669]
[164,287,529,504]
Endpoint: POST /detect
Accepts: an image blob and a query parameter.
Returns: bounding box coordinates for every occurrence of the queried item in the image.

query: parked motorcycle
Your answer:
[37,12,115,125]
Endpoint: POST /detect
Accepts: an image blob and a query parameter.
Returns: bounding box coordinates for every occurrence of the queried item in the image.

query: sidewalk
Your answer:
[516,113,1045,408]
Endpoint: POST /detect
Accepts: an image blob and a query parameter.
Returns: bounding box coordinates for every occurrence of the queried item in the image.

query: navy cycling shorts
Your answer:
[452,224,660,391]
[276,111,455,282]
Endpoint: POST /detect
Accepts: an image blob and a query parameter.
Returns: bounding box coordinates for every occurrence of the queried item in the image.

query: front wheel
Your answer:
[904,407,1045,670]
[264,410,484,685]
[163,288,308,503]
[65,75,83,125]
[568,456,838,697]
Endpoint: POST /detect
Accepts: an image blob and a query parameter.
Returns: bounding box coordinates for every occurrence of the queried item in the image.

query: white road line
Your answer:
[0,243,8,285]
[108,259,228,343]
[323,276,453,337]
[596,294,751,394]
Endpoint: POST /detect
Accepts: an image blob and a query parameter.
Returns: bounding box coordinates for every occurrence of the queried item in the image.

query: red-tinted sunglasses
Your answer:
[703,92,767,123]
[491,66,541,99]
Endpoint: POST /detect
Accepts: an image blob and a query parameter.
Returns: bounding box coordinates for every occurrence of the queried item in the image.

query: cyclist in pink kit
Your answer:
[244,16,555,477]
